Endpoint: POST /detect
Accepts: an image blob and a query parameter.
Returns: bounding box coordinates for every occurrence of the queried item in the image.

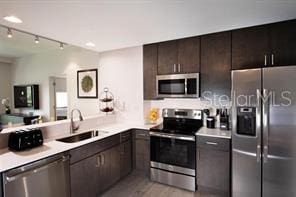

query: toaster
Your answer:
[8,129,43,151]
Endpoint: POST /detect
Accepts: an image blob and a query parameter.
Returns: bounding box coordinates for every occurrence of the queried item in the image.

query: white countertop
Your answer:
[0,122,155,173]
[196,127,232,139]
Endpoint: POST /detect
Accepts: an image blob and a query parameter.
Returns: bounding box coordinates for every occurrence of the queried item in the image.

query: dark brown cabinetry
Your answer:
[120,131,133,178]
[143,44,158,100]
[177,37,200,74]
[70,155,98,197]
[70,134,127,197]
[196,136,230,197]
[97,145,121,194]
[200,32,231,99]
[133,129,150,176]
[270,20,296,66]
[232,25,269,70]
[157,37,200,75]
[232,19,296,69]
[158,40,178,75]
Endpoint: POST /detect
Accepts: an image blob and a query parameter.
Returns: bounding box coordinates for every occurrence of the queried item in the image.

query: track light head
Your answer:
[7,28,12,38]
[35,36,39,44]
[60,42,64,50]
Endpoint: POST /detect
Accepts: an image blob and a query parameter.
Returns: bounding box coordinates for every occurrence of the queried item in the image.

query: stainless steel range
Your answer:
[149,108,203,191]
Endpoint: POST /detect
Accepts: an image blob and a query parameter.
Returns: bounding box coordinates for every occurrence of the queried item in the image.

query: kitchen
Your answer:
[0,1,296,197]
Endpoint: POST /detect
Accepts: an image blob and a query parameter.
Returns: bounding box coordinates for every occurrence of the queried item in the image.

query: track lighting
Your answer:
[34,36,39,44]
[1,25,67,50]
[7,28,12,38]
[60,42,64,50]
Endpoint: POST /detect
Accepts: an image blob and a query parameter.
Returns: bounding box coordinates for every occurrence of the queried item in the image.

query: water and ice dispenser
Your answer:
[237,107,256,136]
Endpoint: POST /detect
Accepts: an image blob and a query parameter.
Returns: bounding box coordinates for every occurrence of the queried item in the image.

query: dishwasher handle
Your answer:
[4,154,69,183]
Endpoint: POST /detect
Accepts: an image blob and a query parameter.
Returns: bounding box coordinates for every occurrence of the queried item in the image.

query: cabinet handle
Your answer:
[102,154,105,166]
[271,54,274,66]
[96,155,101,167]
[264,55,267,66]
[206,141,218,146]
[178,64,181,72]
[197,149,200,160]
[173,64,176,73]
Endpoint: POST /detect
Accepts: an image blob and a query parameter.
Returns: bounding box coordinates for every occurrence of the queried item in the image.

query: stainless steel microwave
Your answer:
[156,73,199,98]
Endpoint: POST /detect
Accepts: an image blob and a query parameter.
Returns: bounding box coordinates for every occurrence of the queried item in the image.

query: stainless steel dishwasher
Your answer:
[2,153,70,197]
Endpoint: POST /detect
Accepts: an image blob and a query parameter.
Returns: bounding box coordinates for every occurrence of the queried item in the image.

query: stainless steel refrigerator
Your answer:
[232,66,296,197]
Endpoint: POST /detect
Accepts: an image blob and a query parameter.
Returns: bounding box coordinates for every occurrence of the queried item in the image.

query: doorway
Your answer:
[49,76,68,121]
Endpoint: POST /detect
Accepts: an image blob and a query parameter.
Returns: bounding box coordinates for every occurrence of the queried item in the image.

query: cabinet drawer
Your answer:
[70,134,120,164]
[134,129,150,140]
[196,136,230,152]
[120,130,131,143]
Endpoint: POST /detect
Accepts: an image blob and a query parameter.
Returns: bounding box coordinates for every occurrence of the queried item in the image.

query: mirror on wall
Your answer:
[0,25,100,129]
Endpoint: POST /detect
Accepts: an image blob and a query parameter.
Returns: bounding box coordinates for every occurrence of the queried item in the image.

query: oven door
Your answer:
[150,133,196,173]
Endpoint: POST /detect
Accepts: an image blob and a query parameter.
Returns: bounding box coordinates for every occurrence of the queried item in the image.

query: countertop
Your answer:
[196,127,232,139]
[0,122,155,173]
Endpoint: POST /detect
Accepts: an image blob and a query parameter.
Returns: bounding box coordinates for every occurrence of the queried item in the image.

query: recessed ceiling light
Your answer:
[86,42,95,47]
[3,16,23,24]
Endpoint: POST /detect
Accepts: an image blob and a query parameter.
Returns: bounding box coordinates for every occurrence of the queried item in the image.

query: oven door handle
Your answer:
[149,132,195,141]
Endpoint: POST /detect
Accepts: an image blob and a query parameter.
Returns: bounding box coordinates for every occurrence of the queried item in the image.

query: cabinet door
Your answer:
[197,148,230,196]
[201,32,231,100]
[157,40,178,75]
[70,155,98,197]
[120,140,132,178]
[178,37,200,74]
[232,25,269,69]
[143,44,158,100]
[133,130,150,176]
[97,145,121,194]
[270,20,296,66]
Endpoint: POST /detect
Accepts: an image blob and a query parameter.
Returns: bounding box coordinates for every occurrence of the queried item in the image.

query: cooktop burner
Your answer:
[149,108,204,136]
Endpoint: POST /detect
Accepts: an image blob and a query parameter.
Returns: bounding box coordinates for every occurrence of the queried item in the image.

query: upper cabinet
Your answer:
[269,20,296,66]
[232,20,296,70]
[232,25,269,70]
[143,44,158,100]
[201,32,231,98]
[157,37,200,75]
[177,37,200,74]
[157,40,178,75]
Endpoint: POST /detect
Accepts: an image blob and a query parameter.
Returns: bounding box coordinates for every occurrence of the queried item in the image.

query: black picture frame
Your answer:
[77,69,98,98]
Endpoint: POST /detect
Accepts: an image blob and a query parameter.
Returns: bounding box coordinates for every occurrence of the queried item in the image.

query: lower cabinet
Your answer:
[97,145,121,194]
[133,129,150,176]
[120,139,132,178]
[70,133,129,197]
[196,136,231,197]
[70,154,99,197]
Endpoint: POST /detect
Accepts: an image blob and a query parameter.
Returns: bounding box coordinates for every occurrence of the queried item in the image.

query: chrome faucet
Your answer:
[70,109,84,134]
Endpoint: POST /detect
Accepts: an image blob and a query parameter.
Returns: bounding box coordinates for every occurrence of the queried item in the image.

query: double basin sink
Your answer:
[56,130,109,143]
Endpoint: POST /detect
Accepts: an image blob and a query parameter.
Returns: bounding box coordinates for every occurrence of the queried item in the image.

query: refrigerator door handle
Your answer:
[256,145,261,162]
[263,88,269,163]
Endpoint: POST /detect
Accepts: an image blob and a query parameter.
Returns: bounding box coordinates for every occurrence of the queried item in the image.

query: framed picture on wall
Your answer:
[77,69,98,98]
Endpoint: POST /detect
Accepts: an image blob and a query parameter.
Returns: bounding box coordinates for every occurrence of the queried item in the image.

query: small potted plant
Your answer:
[1,98,11,114]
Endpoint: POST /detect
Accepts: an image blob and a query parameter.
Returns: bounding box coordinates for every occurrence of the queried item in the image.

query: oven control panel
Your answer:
[162,108,202,120]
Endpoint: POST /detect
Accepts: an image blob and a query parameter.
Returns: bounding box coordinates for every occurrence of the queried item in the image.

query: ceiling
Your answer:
[0,0,296,52]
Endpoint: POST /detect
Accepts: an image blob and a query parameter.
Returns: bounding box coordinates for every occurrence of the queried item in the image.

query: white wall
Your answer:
[98,46,144,123]
[10,46,101,121]
[0,62,12,113]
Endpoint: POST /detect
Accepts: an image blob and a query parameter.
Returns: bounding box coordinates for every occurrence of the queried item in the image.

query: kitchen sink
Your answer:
[56,130,108,143]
